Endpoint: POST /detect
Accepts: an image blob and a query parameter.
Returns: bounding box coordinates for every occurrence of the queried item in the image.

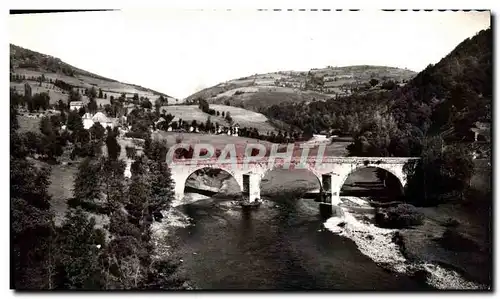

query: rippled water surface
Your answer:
[166,195,429,290]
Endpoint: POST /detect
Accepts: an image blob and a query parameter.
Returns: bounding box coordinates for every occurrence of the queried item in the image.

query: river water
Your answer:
[156,168,487,291]
[164,194,434,290]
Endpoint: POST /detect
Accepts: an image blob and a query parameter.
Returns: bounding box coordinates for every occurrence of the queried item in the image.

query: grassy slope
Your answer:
[185,65,417,111]
[10,44,178,104]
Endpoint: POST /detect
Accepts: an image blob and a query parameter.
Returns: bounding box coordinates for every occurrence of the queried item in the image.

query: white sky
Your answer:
[8,9,491,99]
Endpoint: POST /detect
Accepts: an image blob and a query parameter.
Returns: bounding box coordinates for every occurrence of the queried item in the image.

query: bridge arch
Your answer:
[336,164,406,199]
[259,164,323,196]
[171,165,244,203]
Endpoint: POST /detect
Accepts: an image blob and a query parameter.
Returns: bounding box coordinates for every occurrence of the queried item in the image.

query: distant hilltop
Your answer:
[184,65,416,111]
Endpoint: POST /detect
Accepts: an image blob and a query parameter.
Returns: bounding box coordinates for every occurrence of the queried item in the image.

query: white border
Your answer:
[2,0,498,298]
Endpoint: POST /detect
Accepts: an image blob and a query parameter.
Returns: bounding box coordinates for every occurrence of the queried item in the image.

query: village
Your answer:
[18,81,246,137]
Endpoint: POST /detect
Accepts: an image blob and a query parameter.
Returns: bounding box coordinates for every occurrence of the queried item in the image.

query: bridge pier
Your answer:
[243,172,261,202]
[173,177,186,202]
[320,173,343,217]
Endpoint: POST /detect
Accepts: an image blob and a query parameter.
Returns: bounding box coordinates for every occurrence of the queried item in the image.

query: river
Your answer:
[163,194,434,290]
[154,167,488,291]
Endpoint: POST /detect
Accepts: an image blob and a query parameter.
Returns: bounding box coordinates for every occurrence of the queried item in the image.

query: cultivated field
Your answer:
[160,104,279,134]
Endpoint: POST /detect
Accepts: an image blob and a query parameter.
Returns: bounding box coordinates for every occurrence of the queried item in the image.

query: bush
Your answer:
[439,228,481,252]
[443,218,460,228]
[376,203,424,228]
[67,197,111,215]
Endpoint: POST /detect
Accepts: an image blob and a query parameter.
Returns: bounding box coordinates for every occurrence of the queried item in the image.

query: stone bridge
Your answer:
[169,156,419,215]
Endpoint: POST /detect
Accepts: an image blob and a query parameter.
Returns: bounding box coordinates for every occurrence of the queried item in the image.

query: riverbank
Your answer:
[399,199,492,286]
[323,198,491,290]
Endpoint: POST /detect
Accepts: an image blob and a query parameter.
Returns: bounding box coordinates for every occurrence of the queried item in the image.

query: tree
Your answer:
[127,159,151,228]
[73,158,102,204]
[31,92,50,111]
[404,137,475,206]
[148,161,175,220]
[11,155,55,290]
[57,99,67,112]
[154,98,162,115]
[104,104,113,116]
[141,99,152,110]
[106,131,121,161]
[145,140,167,162]
[40,116,56,137]
[369,78,379,87]
[67,111,84,131]
[89,122,105,142]
[205,116,213,132]
[100,158,126,207]
[55,208,104,289]
[302,124,314,140]
[225,112,232,124]
[88,87,98,100]
[88,99,98,114]
[198,98,209,113]
[69,89,81,102]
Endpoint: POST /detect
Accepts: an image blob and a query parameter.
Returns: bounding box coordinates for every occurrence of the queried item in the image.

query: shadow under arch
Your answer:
[338,165,405,201]
[184,166,243,199]
[259,166,323,199]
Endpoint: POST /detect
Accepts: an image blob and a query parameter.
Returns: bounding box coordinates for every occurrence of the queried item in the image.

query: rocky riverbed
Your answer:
[324,198,491,290]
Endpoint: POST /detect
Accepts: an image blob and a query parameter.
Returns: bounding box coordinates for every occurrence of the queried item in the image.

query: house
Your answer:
[70,101,84,111]
[232,123,240,136]
[312,134,328,140]
[307,134,331,145]
[83,112,116,130]
[155,117,166,126]
[83,113,94,130]
[92,111,115,129]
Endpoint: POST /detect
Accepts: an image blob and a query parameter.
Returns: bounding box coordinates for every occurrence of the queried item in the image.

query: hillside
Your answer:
[185,65,416,112]
[10,44,178,105]
[392,28,492,140]
[256,28,492,147]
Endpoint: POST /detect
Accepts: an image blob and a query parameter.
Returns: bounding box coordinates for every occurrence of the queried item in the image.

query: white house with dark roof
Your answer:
[70,101,84,111]
[83,112,117,130]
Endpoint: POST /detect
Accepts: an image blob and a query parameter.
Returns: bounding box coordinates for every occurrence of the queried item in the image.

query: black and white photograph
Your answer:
[9,8,492,291]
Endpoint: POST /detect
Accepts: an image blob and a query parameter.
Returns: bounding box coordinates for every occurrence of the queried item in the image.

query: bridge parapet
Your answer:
[168,156,420,167]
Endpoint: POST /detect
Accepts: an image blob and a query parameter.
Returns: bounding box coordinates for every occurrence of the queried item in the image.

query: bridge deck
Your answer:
[169,156,420,166]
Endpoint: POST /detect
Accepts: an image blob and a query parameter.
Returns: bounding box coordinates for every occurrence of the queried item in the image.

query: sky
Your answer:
[9,9,491,99]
